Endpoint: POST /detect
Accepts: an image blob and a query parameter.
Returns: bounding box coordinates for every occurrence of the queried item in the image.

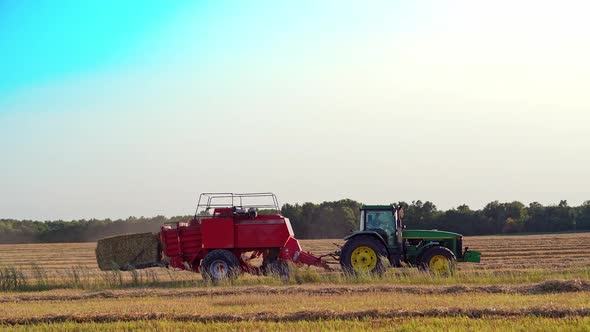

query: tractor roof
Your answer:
[360,205,394,211]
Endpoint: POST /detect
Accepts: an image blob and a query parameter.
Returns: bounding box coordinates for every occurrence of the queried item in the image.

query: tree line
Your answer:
[283,199,590,238]
[1,200,589,243]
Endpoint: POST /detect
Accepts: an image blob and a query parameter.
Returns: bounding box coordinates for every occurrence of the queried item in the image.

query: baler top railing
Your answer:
[194,192,281,217]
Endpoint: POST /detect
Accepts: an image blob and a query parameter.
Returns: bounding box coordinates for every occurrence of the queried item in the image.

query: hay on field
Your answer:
[96,233,161,271]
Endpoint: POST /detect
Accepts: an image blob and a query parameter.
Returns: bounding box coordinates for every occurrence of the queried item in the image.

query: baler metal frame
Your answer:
[194,192,281,217]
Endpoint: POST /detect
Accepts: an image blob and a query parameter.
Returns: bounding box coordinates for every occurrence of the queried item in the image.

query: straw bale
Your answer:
[95,233,161,270]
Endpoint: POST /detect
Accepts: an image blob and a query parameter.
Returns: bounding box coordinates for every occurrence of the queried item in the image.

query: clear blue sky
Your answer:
[1,1,589,220]
[0,1,191,98]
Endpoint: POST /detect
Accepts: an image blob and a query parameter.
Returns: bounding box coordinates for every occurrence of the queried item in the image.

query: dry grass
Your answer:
[0,289,589,323]
[1,233,590,329]
[2,308,590,326]
[6,317,590,332]
[0,242,198,289]
[0,233,588,291]
[1,233,589,282]
[0,279,588,304]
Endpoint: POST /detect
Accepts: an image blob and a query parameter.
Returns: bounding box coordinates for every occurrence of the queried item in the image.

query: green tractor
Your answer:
[339,204,481,276]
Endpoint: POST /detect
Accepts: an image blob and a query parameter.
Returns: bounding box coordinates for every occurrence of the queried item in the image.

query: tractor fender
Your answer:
[343,231,388,252]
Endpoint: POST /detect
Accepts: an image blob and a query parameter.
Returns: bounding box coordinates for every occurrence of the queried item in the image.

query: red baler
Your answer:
[159,193,331,282]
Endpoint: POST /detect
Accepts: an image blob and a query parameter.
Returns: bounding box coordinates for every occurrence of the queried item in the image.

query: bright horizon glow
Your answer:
[1,1,589,220]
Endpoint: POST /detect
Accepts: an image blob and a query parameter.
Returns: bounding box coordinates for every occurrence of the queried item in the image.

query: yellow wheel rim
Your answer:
[428,255,451,275]
[351,246,377,272]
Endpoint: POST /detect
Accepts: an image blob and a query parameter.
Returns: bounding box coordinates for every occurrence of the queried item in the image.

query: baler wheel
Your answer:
[201,249,240,284]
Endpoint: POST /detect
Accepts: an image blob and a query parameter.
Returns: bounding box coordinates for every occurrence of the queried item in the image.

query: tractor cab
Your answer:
[360,205,404,249]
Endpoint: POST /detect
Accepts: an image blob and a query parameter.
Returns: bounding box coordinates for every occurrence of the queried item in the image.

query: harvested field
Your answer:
[4,317,590,332]
[1,307,590,326]
[0,279,588,303]
[1,232,590,330]
[1,287,590,324]
[1,233,589,278]
[0,233,589,290]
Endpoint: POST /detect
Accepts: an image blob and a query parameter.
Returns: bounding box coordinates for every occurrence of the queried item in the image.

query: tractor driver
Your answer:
[375,212,393,229]
[374,212,396,246]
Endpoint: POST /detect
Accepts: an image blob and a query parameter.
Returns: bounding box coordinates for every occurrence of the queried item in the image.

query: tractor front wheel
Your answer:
[201,249,240,284]
[340,235,387,276]
[418,246,456,276]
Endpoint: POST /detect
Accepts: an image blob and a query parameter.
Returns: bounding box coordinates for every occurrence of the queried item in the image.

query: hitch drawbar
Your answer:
[279,237,334,271]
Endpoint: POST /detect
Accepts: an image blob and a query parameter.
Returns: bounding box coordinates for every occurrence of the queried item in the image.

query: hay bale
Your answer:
[96,233,161,271]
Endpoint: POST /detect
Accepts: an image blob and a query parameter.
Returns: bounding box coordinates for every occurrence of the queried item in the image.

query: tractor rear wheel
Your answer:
[418,246,456,276]
[340,235,387,276]
[201,249,240,284]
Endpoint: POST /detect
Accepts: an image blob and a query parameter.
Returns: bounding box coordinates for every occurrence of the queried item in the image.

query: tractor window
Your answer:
[365,211,395,234]
[367,211,395,229]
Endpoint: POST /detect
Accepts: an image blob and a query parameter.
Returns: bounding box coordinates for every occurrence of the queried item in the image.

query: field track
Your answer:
[2,307,590,326]
[0,279,588,303]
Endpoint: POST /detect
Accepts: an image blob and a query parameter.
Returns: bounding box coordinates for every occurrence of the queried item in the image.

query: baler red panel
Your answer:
[179,223,202,255]
[279,236,303,261]
[234,219,291,248]
[201,217,234,248]
[161,226,180,257]
[161,222,203,264]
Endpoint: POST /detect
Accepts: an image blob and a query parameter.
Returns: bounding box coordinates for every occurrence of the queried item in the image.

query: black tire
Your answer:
[418,246,456,276]
[340,235,388,276]
[201,249,240,284]
[266,260,291,282]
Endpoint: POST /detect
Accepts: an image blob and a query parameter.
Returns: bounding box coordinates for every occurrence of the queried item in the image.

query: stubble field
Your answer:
[0,233,589,331]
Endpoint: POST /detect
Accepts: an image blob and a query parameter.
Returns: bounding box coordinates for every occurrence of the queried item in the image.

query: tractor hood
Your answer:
[402,229,462,239]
